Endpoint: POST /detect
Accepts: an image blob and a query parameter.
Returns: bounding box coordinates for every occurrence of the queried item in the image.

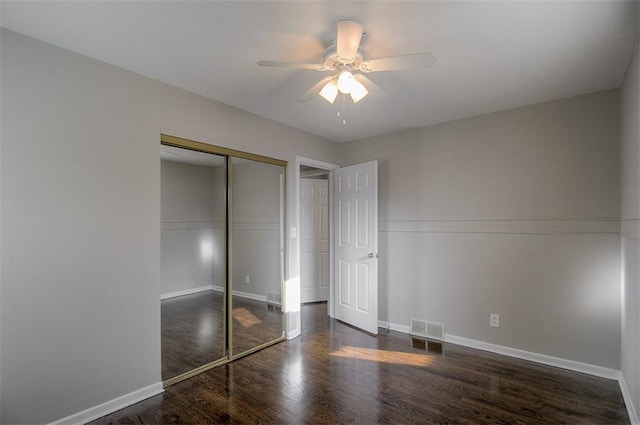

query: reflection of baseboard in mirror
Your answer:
[211,285,282,306]
[161,285,214,300]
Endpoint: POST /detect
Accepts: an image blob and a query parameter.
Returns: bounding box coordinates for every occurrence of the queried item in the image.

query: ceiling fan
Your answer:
[258,20,436,104]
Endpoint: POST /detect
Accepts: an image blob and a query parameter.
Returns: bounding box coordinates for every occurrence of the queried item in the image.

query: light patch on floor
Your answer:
[233,307,262,328]
[330,346,434,367]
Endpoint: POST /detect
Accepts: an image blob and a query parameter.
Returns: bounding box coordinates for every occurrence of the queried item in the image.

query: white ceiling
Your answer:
[2,1,638,143]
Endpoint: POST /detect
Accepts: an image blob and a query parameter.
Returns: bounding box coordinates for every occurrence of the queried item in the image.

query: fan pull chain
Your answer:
[338,93,347,125]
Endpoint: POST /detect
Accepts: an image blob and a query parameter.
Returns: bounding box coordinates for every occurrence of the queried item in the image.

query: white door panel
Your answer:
[301,178,329,302]
[334,160,378,334]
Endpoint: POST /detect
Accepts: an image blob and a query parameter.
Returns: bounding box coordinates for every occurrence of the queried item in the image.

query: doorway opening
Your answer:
[295,157,339,321]
[300,166,329,304]
[293,157,379,337]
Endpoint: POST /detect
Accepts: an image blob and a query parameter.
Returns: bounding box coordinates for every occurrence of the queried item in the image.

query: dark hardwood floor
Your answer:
[99,302,629,424]
[162,291,226,379]
[162,291,283,379]
[231,295,284,357]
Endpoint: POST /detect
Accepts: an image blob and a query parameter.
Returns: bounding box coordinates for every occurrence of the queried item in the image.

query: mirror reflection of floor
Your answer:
[232,299,283,356]
[161,290,283,380]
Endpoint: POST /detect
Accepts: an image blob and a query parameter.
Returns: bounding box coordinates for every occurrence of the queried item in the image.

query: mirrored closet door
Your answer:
[160,146,227,381]
[230,157,285,357]
[160,135,286,385]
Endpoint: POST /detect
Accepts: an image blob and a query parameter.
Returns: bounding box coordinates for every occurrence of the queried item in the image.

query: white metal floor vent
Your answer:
[266,291,282,306]
[410,319,445,341]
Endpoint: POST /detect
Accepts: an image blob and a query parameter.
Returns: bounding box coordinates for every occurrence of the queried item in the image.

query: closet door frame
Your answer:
[161,134,287,387]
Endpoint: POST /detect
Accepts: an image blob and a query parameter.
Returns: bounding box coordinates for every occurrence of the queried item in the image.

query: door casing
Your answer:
[293,157,340,329]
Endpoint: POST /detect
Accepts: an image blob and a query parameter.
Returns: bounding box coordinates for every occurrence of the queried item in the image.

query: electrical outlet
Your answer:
[490,313,500,328]
[245,275,250,284]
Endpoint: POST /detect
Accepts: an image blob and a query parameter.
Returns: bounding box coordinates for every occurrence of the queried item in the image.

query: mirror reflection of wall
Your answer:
[231,158,285,356]
[160,147,226,381]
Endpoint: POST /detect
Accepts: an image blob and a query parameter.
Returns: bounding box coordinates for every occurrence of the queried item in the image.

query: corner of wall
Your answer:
[0,35,4,421]
[620,23,640,425]
[286,309,301,340]
[620,373,640,425]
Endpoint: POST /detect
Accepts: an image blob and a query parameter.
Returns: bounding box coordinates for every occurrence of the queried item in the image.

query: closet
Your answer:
[160,134,286,386]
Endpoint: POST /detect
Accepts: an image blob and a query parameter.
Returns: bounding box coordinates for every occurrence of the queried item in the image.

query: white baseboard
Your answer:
[48,382,164,425]
[287,328,301,340]
[381,319,638,418]
[444,334,620,380]
[378,320,619,380]
[378,320,410,334]
[161,285,213,300]
[619,374,639,425]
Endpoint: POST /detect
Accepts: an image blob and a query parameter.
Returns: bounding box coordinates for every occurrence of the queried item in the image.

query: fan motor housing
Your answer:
[323,45,365,70]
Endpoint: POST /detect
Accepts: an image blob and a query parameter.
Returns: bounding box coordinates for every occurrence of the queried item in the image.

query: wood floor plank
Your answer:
[94,302,629,424]
[162,290,284,380]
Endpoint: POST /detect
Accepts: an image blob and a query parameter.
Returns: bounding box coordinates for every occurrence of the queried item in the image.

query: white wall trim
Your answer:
[622,218,640,240]
[161,220,223,230]
[233,221,280,232]
[444,333,620,380]
[47,382,164,425]
[449,330,637,421]
[378,320,619,380]
[379,219,620,235]
[378,320,410,334]
[619,374,639,425]
[160,285,213,300]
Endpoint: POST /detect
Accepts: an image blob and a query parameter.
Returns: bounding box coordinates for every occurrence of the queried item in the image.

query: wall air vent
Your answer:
[410,319,427,338]
[410,319,444,341]
[426,321,445,341]
[266,291,281,306]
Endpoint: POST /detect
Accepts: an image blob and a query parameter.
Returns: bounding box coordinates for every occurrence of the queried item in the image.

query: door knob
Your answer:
[368,253,379,259]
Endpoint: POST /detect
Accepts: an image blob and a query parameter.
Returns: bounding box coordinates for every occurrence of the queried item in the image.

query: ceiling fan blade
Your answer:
[299,76,335,102]
[336,20,363,61]
[258,60,326,71]
[361,52,436,72]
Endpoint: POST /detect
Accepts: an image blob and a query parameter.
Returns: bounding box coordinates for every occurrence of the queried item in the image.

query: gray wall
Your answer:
[621,35,640,417]
[0,29,338,424]
[340,90,621,369]
[161,160,225,296]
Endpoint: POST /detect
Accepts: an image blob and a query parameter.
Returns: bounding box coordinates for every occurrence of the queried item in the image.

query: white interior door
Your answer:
[301,178,329,303]
[334,160,378,334]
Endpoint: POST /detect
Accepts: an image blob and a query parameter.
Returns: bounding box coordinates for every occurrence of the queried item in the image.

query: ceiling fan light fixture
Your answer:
[259,20,438,109]
[337,67,356,94]
[319,79,339,103]
[350,79,369,103]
